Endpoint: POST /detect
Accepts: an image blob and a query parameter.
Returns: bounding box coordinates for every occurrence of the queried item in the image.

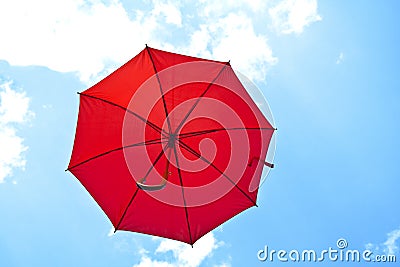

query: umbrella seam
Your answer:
[178,139,258,207]
[172,142,194,246]
[145,45,173,134]
[178,127,276,139]
[78,92,168,138]
[114,143,170,231]
[173,61,230,136]
[67,138,166,171]
[137,144,170,184]
[114,187,140,232]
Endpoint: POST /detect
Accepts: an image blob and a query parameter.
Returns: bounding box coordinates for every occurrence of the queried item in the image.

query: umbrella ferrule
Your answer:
[167,134,177,148]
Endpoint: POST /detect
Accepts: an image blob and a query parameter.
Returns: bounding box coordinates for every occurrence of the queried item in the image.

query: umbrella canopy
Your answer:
[67,45,276,245]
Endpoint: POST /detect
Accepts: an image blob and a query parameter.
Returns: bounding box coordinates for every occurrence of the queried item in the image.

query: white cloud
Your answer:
[133,232,223,267]
[198,0,267,16]
[0,0,319,84]
[209,13,278,82]
[0,127,27,182]
[0,82,32,124]
[152,0,182,27]
[383,228,400,255]
[365,226,400,256]
[0,81,33,183]
[269,0,322,34]
[183,13,278,82]
[107,227,115,237]
[336,52,344,64]
[0,0,181,83]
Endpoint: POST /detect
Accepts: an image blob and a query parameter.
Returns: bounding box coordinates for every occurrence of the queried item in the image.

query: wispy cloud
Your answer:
[107,227,115,237]
[269,0,322,34]
[383,228,400,255]
[336,52,345,64]
[0,81,34,183]
[365,226,400,255]
[214,263,231,267]
[133,232,225,267]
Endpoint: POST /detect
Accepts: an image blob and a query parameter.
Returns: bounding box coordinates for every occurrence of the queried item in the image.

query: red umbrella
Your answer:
[67,45,276,245]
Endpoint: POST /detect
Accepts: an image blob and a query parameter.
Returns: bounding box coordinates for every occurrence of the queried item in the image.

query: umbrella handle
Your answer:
[136,160,170,191]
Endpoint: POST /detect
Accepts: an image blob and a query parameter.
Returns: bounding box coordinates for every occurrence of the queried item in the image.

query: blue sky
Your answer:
[1,0,399,266]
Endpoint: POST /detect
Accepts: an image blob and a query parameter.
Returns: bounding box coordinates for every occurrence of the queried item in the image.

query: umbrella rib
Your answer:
[145,45,173,134]
[79,93,168,138]
[178,139,258,207]
[173,61,230,136]
[139,144,170,183]
[179,127,276,139]
[114,143,169,232]
[114,187,139,232]
[66,138,166,171]
[172,143,194,246]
